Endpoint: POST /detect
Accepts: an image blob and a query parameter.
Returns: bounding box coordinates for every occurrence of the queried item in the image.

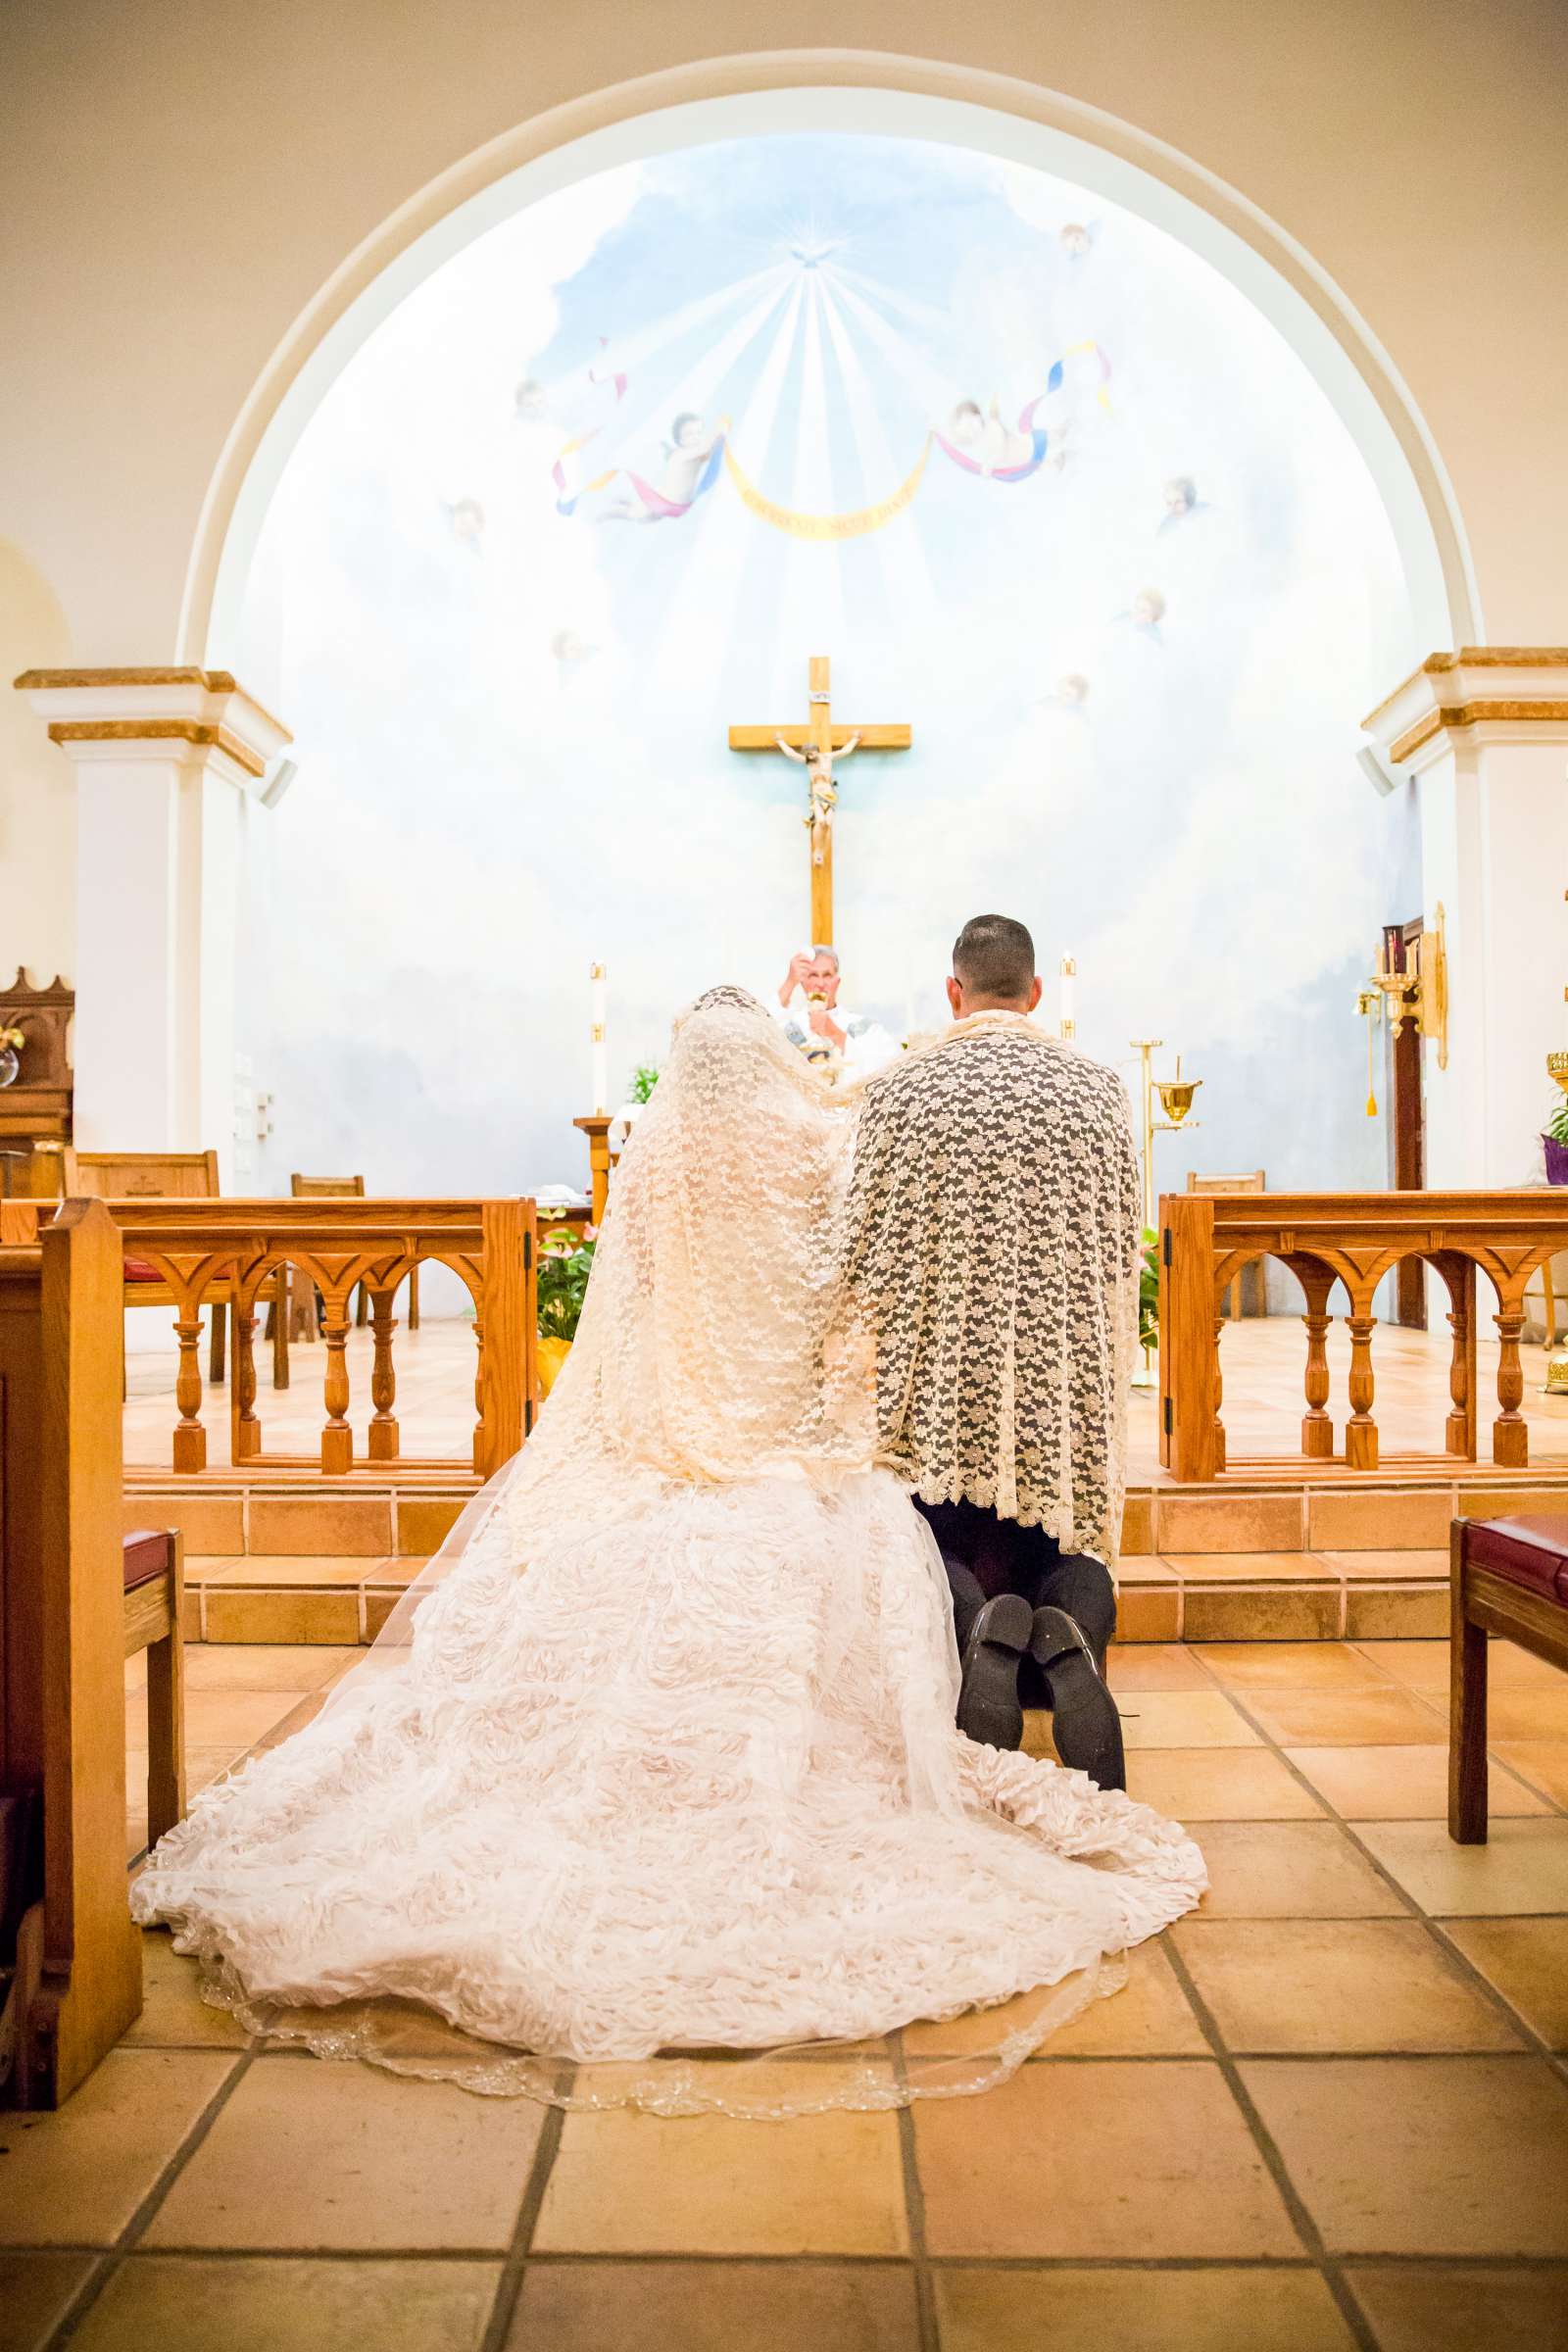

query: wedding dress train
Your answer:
[132,990,1205,2113]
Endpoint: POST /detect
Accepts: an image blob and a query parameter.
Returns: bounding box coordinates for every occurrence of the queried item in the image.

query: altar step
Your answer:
[123,1463,1568,1645]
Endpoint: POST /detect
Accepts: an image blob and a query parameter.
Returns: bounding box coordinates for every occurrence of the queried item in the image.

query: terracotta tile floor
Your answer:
[0,1638,1545,2344]
[122,1312,1568,1479]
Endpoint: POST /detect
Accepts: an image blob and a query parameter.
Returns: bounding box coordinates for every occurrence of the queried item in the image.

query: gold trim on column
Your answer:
[14,666,239,691]
[1365,647,1568,728]
[14,666,289,744]
[1390,700,1568,766]
[44,718,268,777]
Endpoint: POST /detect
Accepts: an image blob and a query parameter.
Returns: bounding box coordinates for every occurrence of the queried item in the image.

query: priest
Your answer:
[774,947,900,1082]
[843,913,1138,1788]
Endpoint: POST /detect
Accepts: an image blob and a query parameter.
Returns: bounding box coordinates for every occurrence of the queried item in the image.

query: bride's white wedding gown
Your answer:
[132,991,1204,2113]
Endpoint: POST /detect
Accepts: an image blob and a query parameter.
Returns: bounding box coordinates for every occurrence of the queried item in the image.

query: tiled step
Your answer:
[122,1477,471,1563]
[167,1545,1453,1647]
[127,1465,1568,1647]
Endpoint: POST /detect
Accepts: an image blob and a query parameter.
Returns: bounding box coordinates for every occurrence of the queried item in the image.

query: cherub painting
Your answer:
[938,395,1050,482]
[594,412,727,523]
[1158,475,1208,533]
[444,498,485,553]
[1124,587,1166,638]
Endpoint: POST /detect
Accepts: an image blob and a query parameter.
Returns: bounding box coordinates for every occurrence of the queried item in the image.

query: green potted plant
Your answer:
[1544,1097,1568,1186]
[1139,1229,1159,1353]
[536,1215,597,1395]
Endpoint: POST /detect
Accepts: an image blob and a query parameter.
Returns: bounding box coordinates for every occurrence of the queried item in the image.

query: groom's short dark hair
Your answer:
[953,914,1036,1000]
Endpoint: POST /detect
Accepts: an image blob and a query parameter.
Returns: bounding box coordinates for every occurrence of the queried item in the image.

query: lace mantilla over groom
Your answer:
[845,1013,1142,1561]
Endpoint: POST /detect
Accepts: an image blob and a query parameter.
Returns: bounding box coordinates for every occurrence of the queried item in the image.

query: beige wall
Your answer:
[2,0,1563,989]
[0,542,74,982]
[4,0,1566,662]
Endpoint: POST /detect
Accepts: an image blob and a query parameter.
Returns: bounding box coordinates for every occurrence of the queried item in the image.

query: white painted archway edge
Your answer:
[183,52,1478,666]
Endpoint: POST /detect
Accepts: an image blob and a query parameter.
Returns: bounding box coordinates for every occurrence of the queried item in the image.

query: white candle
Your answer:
[1059,952,1076,1040]
[590,960,608,1112]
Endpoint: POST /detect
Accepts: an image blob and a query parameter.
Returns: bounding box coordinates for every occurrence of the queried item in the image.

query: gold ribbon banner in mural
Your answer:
[722,436,932,541]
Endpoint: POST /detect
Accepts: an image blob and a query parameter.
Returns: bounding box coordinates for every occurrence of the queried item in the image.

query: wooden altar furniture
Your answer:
[1,1200,142,2107]
[1160,1188,1568,1480]
[122,1529,185,1849]
[0,971,73,1195]
[1449,1515,1568,1843]
[1187,1170,1267,1319]
[574,1116,613,1224]
[60,1148,236,1384]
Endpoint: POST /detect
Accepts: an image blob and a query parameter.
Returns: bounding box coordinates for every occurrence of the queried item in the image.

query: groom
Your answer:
[844,914,1137,1788]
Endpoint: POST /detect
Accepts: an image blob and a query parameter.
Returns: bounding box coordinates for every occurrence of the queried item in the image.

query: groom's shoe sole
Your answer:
[956,1593,1032,1751]
[1030,1605,1128,1791]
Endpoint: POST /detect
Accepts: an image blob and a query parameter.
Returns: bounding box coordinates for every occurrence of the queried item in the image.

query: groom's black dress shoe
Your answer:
[1030,1606,1127,1790]
[956,1593,1032,1750]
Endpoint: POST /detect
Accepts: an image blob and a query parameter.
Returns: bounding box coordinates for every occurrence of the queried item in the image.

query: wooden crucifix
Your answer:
[728,655,911,945]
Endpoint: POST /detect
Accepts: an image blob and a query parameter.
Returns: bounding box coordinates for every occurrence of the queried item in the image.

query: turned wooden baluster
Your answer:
[1212,1312,1227,1472]
[318,1282,355,1473]
[367,1284,401,1463]
[1493,1294,1530,1469]
[233,1301,261,1461]
[1297,1264,1336,1460]
[172,1305,207,1473]
[1344,1295,1380,1469]
[1432,1253,1478,1459]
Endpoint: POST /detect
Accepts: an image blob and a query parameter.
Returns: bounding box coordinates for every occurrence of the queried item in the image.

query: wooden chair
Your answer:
[1449,1514,1568,1842]
[1187,1170,1267,1319]
[1,1199,142,2106]
[60,1149,234,1383]
[122,1530,185,1849]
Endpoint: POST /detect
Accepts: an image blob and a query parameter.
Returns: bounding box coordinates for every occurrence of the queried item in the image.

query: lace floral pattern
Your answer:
[131,993,1203,2113]
[845,1016,1142,1558]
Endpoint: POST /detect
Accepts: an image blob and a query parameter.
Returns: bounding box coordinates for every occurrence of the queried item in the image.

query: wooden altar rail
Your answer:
[0,1197,539,1480]
[1159,1189,1568,1482]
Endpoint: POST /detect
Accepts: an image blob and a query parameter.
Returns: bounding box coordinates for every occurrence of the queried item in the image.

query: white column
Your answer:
[1364,651,1568,1187]
[15,669,289,1179]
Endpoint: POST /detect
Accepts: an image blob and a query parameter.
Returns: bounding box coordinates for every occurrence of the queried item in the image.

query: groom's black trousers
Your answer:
[913,1496,1117,1702]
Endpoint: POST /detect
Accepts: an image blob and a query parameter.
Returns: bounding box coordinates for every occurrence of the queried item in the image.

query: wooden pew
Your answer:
[0,1199,141,2107]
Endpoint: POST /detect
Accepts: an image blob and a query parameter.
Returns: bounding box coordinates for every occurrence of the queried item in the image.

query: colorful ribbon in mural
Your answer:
[549,338,631,515]
[722,436,930,540]
[554,339,1110,531]
[933,342,1113,481]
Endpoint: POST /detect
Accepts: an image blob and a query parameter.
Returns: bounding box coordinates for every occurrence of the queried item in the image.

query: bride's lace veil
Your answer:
[336,985,876,1673]
[211,988,1118,2110]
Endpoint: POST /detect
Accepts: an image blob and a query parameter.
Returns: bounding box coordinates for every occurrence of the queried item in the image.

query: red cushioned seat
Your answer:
[122,1529,173,1592]
[1464,1515,1568,1605]
[122,1256,162,1283]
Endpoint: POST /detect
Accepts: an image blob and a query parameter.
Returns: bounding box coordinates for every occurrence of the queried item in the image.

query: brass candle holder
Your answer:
[1130,1041,1203,1390]
[1355,904,1449,1118]
[1131,1042,1202,1234]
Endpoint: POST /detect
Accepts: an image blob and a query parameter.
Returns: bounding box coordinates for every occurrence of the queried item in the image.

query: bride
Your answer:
[132,987,1204,2115]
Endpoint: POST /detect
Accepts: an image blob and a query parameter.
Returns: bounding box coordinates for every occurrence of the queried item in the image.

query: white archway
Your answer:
[184,55,1477,665]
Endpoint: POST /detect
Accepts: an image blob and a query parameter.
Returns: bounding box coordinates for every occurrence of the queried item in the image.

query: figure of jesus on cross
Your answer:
[728,655,911,946]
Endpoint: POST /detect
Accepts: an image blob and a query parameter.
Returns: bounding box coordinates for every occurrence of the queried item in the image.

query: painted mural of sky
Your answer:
[238,132,1419,1224]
